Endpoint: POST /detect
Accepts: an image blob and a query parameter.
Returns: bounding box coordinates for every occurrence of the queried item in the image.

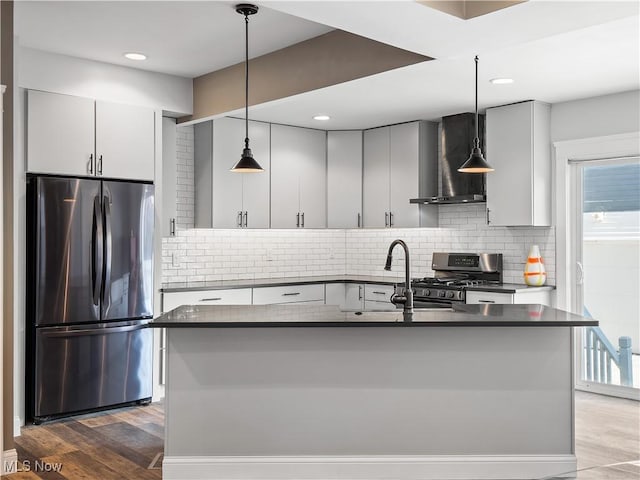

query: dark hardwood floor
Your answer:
[2,392,638,479]
[4,403,163,480]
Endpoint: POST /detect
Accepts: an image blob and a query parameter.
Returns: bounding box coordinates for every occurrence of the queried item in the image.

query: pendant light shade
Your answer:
[458,55,494,173]
[231,4,264,173]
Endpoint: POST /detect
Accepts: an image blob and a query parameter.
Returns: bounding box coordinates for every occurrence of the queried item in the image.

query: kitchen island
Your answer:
[152,304,596,480]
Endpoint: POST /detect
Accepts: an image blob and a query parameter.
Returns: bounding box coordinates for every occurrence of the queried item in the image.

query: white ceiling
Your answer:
[14,1,332,77]
[15,1,640,129]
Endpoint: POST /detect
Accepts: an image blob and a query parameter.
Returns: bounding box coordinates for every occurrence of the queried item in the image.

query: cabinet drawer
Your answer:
[465,291,514,305]
[364,300,398,312]
[252,284,325,305]
[364,284,395,303]
[162,288,252,312]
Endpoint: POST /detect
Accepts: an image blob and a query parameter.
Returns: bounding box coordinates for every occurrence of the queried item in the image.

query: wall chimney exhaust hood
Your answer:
[410,112,486,205]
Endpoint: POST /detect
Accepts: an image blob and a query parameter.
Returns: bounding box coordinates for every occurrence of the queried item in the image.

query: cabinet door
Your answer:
[96,101,155,181]
[298,128,327,228]
[327,131,362,228]
[212,118,244,228]
[345,284,365,310]
[27,90,95,176]
[363,127,390,228]
[242,121,271,228]
[389,122,420,227]
[252,284,325,304]
[486,102,534,226]
[162,288,252,312]
[162,117,177,236]
[270,124,302,228]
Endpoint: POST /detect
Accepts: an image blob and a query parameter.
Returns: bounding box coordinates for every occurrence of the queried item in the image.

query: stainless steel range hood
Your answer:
[411,112,486,205]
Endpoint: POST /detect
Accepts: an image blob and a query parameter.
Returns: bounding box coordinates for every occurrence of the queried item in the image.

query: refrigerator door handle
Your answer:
[92,196,104,306]
[41,322,149,338]
[103,195,113,306]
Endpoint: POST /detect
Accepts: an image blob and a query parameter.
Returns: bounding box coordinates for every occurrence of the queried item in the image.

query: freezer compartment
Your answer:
[33,320,152,421]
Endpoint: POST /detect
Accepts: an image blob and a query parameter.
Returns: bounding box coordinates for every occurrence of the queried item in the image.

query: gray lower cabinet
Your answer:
[252,284,325,305]
[363,284,396,311]
[363,121,438,228]
[327,131,363,228]
[466,290,551,306]
[325,283,365,310]
[271,124,326,228]
[195,118,270,228]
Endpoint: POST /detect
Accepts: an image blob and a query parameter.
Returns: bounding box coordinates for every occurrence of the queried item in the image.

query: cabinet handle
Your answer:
[478,300,495,304]
[88,154,94,175]
[97,155,103,175]
[358,285,363,301]
[237,211,243,227]
[372,291,387,295]
[296,212,300,228]
[389,212,394,227]
[282,292,301,296]
[385,212,389,227]
[169,218,176,236]
[486,208,491,225]
[199,297,222,302]
[357,213,361,228]
[243,211,248,228]
[301,212,305,228]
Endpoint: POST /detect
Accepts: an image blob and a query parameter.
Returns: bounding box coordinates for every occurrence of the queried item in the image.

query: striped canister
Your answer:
[524,245,547,286]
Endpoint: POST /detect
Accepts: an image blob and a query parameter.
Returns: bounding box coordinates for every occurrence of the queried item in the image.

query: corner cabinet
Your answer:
[327,131,362,228]
[486,101,551,226]
[363,121,438,228]
[271,124,327,229]
[27,90,155,181]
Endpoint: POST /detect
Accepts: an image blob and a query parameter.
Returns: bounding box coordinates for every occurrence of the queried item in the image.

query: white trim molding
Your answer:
[2,449,18,475]
[553,131,640,312]
[163,454,578,480]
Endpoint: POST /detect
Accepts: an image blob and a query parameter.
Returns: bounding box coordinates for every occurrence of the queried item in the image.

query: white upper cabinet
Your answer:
[27,90,155,181]
[363,121,438,228]
[95,101,155,181]
[271,124,326,229]
[211,117,270,228]
[327,130,363,228]
[162,117,178,237]
[27,90,95,176]
[486,100,551,226]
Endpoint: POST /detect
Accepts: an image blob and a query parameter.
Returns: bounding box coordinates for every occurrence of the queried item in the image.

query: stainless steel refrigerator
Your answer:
[26,175,154,423]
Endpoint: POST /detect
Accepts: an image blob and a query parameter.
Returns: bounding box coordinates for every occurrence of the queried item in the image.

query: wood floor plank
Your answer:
[93,422,163,460]
[14,425,78,460]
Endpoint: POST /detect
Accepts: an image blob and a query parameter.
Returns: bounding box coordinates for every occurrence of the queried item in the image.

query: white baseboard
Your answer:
[2,449,18,475]
[162,454,577,480]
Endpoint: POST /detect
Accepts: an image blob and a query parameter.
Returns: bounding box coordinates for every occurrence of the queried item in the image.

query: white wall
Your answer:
[551,90,640,143]
[18,47,192,116]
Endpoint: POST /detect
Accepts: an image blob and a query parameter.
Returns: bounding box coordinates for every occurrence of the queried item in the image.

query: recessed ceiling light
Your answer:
[490,78,514,85]
[313,115,331,121]
[124,52,147,61]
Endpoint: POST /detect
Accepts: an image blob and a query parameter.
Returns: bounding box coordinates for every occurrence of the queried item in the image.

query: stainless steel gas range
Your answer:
[403,252,503,308]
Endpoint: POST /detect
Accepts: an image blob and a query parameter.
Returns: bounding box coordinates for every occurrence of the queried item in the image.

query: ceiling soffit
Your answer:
[416,1,528,21]
[182,30,431,123]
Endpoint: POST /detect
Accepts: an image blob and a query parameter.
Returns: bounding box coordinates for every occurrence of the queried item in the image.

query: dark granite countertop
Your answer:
[161,276,554,294]
[161,275,403,293]
[151,303,597,328]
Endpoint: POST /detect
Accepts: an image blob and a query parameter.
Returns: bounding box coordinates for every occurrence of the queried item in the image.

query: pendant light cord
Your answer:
[474,55,479,147]
[244,13,249,149]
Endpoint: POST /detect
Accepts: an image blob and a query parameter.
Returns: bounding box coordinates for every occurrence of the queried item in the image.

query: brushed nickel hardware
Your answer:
[243,211,248,227]
[486,208,491,224]
[296,212,300,227]
[97,155,103,175]
[372,291,387,295]
[200,297,222,302]
[88,154,94,174]
[389,211,394,226]
[358,285,363,300]
[282,292,300,296]
[385,212,389,227]
[237,211,243,227]
[301,212,305,228]
[169,218,176,236]
[357,213,361,228]
[478,300,495,303]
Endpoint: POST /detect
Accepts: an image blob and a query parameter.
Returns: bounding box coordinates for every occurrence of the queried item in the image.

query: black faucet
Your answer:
[384,239,413,315]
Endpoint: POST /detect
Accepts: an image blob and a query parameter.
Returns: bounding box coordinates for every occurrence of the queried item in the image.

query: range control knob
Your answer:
[424,289,431,296]
[446,291,455,299]
[437,290,446,298]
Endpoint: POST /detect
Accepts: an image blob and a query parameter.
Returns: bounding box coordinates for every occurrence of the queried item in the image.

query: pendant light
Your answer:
[230,4,264,173]
[458,55,494,173]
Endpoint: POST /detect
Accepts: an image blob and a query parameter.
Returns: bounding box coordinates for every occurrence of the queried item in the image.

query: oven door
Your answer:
[412,299,456,309]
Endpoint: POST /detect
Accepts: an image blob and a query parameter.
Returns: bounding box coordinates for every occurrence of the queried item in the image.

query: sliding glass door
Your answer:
[572,157,639,398]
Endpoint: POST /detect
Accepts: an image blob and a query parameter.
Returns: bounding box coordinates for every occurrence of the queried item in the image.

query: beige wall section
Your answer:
[1,0,14,451]
[182,30,430,123]
[419,1,526,20]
